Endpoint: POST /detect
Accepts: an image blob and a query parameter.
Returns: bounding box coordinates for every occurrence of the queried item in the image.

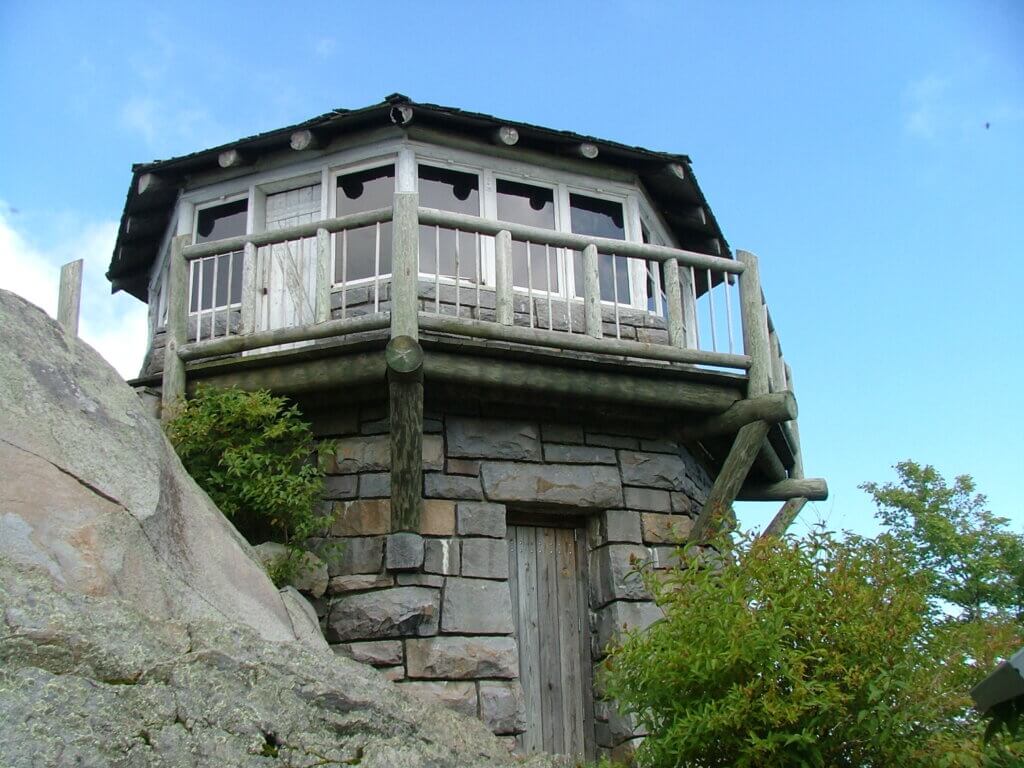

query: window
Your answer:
[190,198,246,314]
[496,179,559,292]
[418,165,480,281]
[570,194,629,303]
[335,164,394,283]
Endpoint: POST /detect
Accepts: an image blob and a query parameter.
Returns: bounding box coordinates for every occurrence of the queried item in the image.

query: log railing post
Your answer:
[663,257,685,348]
[388,191,423,536]
[391,193,419,339]
[582,243,601,338]
[239,242,257,335]
[315,227,331,323]
[494,229,514,325]
[57,259,83,336]
[161,234,191,422]
[737,250,770,399]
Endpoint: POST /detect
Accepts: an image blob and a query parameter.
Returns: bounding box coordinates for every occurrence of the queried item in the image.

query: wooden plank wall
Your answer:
[507,524,594,759]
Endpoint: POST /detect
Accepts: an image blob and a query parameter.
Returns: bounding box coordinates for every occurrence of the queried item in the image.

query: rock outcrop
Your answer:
[0,557,555,767]
[0,289,317,646]
[0,290,561,767]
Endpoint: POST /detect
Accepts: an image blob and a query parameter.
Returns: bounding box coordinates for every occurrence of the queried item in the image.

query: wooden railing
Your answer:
[161,192,795,426]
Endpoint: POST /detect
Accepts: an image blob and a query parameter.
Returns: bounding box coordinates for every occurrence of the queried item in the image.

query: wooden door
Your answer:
[258,184,321,332]
[507,523,595,759]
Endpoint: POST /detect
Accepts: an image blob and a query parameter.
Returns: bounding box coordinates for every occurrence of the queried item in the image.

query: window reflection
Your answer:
[496,179,558,292]
[570,194,629,303]
[335,165,394,282]
[418,165,480,281]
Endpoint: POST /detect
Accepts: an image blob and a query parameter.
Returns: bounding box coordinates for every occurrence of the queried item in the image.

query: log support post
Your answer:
[388,337,424,533]
[494,229,514,325]
[57,259,83,336]
[161,235,191,422]
[664,257,685,348]
[388,190,423,533]
[582,243,601,338]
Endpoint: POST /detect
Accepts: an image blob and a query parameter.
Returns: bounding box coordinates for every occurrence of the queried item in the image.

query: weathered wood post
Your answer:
[239,242,257,334]
[388,187,423,534]
[494,229,514,325]
[161,234,191,422]
[691,249,772,543]
[582,244,601,338]
[57,259,83,336]
[315,227,331,323]
[663,257,685,348]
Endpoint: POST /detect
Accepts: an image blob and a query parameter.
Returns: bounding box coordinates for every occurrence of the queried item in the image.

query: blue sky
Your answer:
[1,1,1021,536]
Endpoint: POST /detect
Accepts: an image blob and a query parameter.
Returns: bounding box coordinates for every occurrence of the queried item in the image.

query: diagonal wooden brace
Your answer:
[689,420,770,544]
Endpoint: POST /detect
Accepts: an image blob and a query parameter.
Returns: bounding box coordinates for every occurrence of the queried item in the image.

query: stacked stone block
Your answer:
[303,402,711,757]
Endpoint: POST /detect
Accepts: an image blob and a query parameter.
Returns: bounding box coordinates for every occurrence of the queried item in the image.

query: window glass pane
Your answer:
[570,194,629,302]
[214,254,231,307]
[189,262,200,312]
[418,166,480,280]
[200,257,215,311]
[335,165,395,282]
[195,199,247,243]
[497,179,559,292]
[230,251,244,304]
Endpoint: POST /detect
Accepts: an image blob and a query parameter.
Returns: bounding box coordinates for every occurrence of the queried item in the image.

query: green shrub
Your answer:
[165,385,330,585]
[601,530,1023,768]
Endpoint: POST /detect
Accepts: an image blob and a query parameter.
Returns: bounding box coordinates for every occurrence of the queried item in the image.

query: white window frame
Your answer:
[416,158,489,288]
[188,193,249,318]
[328,153,399,288]
[491,170,563,296]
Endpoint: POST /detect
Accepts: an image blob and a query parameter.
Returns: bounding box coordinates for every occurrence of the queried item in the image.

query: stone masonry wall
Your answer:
[302,401,712,759]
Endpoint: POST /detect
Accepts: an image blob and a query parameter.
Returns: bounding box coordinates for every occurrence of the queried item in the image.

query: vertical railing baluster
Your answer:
[341,229,348,319]
[724,272,735,354]
[434,225,441,315]
[454,228,461,318]
[374,222,381,314]
[707,268,718,352]
[475,233,481,317]
[210,255,219,341]
[545,243,553,331]
[526,240,534,328]
[225,252,234,337]
[562,248,572,335]
[583,244,601,339]
[611,254,621,340]
[690,266,700,349]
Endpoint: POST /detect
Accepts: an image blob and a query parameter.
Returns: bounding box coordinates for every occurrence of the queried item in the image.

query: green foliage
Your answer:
[861,461,1024,621]
[602,528,1024,767]
[165,385,330,586]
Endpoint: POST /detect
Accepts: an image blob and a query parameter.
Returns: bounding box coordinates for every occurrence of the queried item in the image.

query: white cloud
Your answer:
[314,37,336,59]
[0,205,149,380]
[903,75,950,141]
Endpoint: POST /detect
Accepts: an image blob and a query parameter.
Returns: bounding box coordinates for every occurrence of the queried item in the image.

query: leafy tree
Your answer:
[861,461,1024,621]
[600,463,1024,767]
[165,385,330,584]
